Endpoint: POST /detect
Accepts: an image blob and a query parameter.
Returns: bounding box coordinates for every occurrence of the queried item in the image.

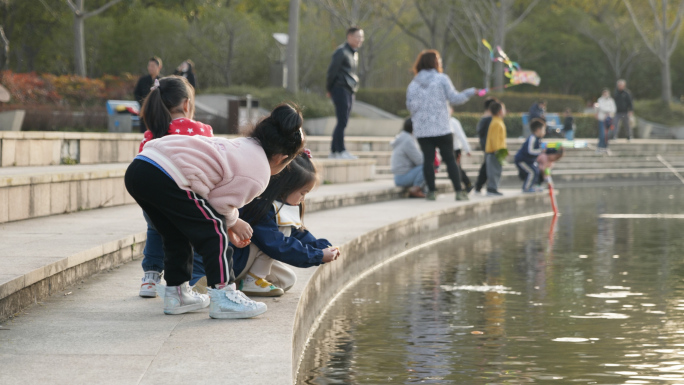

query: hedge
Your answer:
[356,88,585,116]
[633,99,684,126]
[201,86,334,119]
[454,113,599,138]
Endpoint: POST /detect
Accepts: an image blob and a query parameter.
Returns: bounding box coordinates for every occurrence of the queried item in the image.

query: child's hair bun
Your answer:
[250,103,304,161]
[270,104,303,138]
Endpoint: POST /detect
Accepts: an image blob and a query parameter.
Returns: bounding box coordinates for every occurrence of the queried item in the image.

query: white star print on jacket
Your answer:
[139,117,214,153]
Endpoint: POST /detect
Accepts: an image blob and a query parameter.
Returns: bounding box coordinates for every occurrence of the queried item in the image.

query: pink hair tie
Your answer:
[150,78,160,91]
[303,148,312,159]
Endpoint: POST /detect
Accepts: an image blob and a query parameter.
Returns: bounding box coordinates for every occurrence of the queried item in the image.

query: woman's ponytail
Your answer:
[139,76,194,139]
[250,103,304,161]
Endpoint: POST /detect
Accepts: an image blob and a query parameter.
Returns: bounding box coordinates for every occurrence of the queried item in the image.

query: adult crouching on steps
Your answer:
[406,49,477,201]
[391,118,425,198]
[326,27,364,160]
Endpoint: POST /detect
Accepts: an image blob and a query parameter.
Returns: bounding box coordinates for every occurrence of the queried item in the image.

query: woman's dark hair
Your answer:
[249,103,304,162]
[402,118,413,134]
[489,101,503,116]
[241,153,318,227]
[413,49,442,75]
[140,75,194,139]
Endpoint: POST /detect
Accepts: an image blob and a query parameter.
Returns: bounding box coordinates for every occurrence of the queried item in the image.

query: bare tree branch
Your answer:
[506,0,541,31]
[83,0,123,19]
[380,2,431,47]
[66,0,80,15]
[623,0,659,55]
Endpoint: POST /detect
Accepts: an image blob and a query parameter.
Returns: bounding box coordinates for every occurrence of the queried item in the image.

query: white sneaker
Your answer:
[239,273,284,297]
[328,152,340,159]
[139,271,161,298]
[163,282,210,315]
[338,150,358,160]
[208,283,267,319]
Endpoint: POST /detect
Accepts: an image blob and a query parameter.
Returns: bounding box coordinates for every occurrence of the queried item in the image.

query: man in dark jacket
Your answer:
[326,27,364,159]
[613,79,634,140]
[134,57,162,133]
[528,99,546,121]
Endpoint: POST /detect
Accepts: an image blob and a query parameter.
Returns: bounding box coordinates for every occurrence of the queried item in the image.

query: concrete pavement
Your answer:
[0,189,525,385]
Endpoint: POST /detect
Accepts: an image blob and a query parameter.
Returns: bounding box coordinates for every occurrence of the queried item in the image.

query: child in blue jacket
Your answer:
[515,118,563,192]
[233,151,341,296]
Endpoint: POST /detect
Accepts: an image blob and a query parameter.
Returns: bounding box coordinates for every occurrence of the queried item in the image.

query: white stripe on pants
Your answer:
[518,161,538,191]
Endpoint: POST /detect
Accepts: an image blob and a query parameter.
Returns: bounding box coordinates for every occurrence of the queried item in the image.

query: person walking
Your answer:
[174,60,197,90]
[134,56,162,133]
[406,49,477,201]
[613,79,634,140]
[595,88,616,154]
[326,27,364,159]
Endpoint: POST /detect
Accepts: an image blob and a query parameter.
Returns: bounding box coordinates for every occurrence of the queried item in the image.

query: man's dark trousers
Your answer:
[330,86,353,153]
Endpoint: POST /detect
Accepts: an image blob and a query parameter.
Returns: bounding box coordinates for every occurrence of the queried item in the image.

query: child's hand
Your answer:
[322,247,340,263]
[229,219,252,248]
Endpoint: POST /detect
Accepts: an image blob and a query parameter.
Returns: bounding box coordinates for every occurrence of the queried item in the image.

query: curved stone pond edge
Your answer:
[292,193,552,383]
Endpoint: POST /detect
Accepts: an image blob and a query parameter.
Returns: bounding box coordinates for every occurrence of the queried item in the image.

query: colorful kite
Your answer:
[480,39,541,89]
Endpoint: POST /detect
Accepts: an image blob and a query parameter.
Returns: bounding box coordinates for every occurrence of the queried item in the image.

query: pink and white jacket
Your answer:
[139,135,271,227]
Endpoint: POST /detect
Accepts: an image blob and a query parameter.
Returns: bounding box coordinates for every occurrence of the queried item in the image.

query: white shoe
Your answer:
[328,152,340,159]
[139,271,161,298]
[338,150,358,160]
[163,282,210,315]
[239,273,284,297]
[208,283,267,319]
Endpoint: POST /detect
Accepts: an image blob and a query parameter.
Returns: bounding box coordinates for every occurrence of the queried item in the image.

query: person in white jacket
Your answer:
[595,88,616,153]
[449,106,473,192]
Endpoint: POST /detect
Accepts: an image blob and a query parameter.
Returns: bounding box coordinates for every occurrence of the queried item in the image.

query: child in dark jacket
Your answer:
[515,118,562,192]
[233,152,341,296]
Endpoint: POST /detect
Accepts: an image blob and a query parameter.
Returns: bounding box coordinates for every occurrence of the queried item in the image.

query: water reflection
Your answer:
[299,186,684,385]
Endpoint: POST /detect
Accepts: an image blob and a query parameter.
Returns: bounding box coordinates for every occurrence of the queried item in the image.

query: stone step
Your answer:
[0,158,376,224]
[3,131,683,167]
[316,149,684,168]
[374,166,684,185]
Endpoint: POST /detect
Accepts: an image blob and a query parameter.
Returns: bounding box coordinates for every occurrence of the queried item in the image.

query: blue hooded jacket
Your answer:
[232,205,332,277]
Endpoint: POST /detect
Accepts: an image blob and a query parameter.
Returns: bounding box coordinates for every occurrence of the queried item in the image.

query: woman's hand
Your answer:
[229,219,252,248]
[322,247,340,263]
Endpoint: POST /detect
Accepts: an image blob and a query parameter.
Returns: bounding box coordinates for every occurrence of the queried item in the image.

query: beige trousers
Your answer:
[235,244,297,292]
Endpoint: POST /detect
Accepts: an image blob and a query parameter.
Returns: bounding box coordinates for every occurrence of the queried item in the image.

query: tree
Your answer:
[447,0,495,88]
[66,0,123,77]
[488,0,540,89]
[312,0,403,86]
[0,26,8,70]
[574,1,644,82]
[286,0,300,93]
[623,0,684,102]
[382,0,458,69]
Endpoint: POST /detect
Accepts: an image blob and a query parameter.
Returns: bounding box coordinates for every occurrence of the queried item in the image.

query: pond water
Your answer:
[298,185,684,385]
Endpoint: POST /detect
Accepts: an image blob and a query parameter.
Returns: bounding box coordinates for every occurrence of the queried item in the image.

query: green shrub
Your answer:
[201,86,334,119]
[634,99,684,126]
[357,88,585,116]
[453,112,598,138]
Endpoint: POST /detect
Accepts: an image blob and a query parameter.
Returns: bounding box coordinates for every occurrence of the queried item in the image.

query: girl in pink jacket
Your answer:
[125,103,304,319]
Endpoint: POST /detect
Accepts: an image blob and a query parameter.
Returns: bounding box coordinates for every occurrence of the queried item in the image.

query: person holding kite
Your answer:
[406,49,477,201]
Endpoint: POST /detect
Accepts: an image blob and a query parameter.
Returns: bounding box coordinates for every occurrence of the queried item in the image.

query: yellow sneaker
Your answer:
[239,273,284,297]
